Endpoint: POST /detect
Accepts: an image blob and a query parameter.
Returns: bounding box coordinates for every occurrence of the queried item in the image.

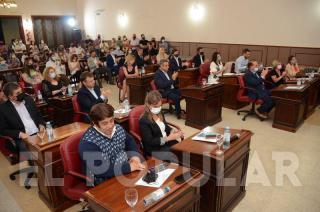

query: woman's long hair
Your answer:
[142,90,163,122]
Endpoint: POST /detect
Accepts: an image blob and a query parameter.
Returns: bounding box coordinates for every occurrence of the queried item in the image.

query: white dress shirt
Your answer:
[174,56,180,68]
[155,119,167,146]
[88,88,105,101]
[11,101,39,136]
[161,70,174,89]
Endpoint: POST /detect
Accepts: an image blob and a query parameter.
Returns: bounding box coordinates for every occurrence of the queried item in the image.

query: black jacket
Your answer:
[244,70,270,100]
[0,95,45,139]
[169,56,182,74]
[139,113,177,156]
[77,86,106,113]
[192,54,205,68]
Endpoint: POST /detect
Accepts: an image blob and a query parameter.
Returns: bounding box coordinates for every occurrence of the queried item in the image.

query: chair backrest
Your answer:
[150,80,158,91]
[116,67,125,89]
[198,62,210,83]
[72,95,81,113]
[60,131,87,199]
[224,61,235,73]
[128,105,146,154]
[236,75,248,101]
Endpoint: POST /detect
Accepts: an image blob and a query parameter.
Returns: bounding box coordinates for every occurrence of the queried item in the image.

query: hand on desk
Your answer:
[101,88,111,98]
[19,132,29,140]
[167,130,184,141]
[130,160,145,172]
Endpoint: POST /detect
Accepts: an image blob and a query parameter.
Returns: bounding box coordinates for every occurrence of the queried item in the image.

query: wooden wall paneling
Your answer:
[278,47,291,64]
[290,48,320,66]
[266,47,279,66]
[228,45,241,61]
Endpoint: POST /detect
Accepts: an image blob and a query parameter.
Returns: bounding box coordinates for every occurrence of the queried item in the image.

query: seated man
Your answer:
[78,71,110,114]
[0,82,45,156]
[154,59,186,119]
[192,47,205,68]
[87,50,114,87]
[78,103,145,185]
[235,48,251,74]
[106,50,121,76]
[244,60,275,119]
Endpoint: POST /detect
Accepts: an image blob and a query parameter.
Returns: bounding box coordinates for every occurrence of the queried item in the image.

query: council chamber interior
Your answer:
[0,0,319,212]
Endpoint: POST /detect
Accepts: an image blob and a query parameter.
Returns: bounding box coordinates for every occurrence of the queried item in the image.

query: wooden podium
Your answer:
[48,95,74,127]
[219,74,249,109]
[126,73,154,105]
[171,127,253,212]
[178,67,199,88]
[181,83,224,129]
[144,64,159,74]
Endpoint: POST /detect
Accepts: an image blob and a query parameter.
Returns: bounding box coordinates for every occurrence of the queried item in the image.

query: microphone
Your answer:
[230,133,240,143]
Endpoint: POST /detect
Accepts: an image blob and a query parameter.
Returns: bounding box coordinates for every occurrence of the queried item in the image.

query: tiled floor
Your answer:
[0,82,319,212]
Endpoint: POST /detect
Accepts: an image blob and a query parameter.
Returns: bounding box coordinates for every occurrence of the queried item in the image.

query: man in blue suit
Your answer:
[169,49,182,74]
[106,50,120,76]
[244,60,274,119]
[154,59,186,119]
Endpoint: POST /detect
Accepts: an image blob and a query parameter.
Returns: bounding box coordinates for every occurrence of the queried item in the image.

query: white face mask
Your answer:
[150,106,161,114]
[49,72,56,79]
[277,64,282,70]
[252,67,259,73]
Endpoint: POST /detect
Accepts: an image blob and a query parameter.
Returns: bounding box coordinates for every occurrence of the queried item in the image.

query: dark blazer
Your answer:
[139,113,177,156]
[244,70,269,100]
[192,54,205,68]
[77,86,106,113]
[0,95,45,139]
[134,53,145,68]
[106,54,119,75]
[154,69,177,98]
[169,56,182,74]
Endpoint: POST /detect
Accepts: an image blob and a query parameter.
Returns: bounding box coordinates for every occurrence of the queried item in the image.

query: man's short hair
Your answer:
[89,50,96,55]
[197,47,203,52]
[159,59,169,66]
[90,103,114,125]
[247,60,257,68]
[3,82,20,97]
[80,71,94,82]
[242,48,251,54]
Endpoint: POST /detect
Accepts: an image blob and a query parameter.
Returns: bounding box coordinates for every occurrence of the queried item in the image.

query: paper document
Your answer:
[135,168,175,188]
[192,132,221,143]
[285,85,305,90]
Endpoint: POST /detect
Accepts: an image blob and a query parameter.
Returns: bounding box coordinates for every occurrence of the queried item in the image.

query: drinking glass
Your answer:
[215,134,224,156]
[125,188,138,209]
[37,129,46,143]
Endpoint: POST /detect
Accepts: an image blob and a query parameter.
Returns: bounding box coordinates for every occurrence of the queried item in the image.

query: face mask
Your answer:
[49,72,56,79]
[252,67,259,73]
[150,106,161,114]
[16,93,25,102]
[116,46,120,50]
[12,55,16,59]
[277,64,282,70]
[162,39,165,43]
[128,50,132,54]
[217,55,222,61]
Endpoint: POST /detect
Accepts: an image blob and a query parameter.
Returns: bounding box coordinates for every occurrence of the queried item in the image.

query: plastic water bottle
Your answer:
[123,99,130,111]
[37,90,43,101]
[141,66,145,75]
[143,186,171,206]
[67,85,73,96]
[46,122,54,141]
[223,126,231,149]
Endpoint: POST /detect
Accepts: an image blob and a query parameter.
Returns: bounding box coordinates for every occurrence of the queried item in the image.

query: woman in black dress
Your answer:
[41,67,68,99]
[267,60,287,88]
[120,54,139,101]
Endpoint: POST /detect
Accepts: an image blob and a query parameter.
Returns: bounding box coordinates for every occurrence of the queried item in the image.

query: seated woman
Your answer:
[0,57,9,71]
[8,53,21,68]
[156,47,169,63]
[120,54,139,101]
[42,67,67,99]
[21,57,43,87]
[139,90,184,161]
[68,54,81,83]
[210,52,224,76]
[285,55,300,79]
[79,103,144,185]
[267,60,287,88]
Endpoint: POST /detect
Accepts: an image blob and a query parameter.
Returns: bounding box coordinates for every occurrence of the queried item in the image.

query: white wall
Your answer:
[77,0,320,48]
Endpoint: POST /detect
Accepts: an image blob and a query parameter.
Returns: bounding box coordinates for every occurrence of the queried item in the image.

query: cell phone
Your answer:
[174,171,195,184]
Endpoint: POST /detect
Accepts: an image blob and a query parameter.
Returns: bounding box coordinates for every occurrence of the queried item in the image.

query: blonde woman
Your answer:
[121,54,139,101]
[139,90,184,160]
[41,67,67,99]
[156,47,169,64]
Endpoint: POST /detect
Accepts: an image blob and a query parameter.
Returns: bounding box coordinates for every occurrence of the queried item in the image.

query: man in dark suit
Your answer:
[154,59,186,119]
[106,50,120,76]
[192,47,205,68]
[78,71,110,114]
[169,49,183,74]
[244,60,274,119]
[0,82,45,153]
[134,48,146,68]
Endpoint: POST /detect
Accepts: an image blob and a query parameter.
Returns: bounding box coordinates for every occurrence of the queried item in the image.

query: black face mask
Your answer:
[16,93,25,102]
[27,64,34,69]
[200,52,204,56]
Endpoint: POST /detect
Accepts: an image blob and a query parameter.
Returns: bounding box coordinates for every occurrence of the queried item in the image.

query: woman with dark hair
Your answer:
[21,57,43,86]
[68,54,81,82]
[139,90,184,161]
[285,55,300,79]
[210,52,224,76]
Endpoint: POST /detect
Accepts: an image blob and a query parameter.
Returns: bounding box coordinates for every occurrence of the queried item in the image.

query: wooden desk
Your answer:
[181,83,224,129]
[144,64,159,74]
[48,95,74,127]
[171,128,253,212]
[126,73,154,106]
[271,84,309,132]
[0,67,23,80]
[178,68,199,89]
[36,100,50,122]
[24,122,90,211]
[219,74,249,109]
[304,77,320,118]
[85,158,202,212]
